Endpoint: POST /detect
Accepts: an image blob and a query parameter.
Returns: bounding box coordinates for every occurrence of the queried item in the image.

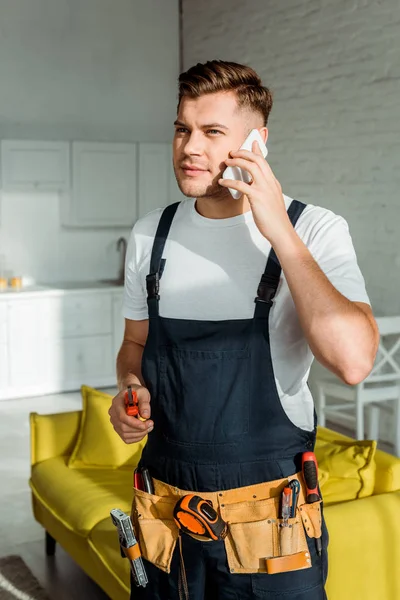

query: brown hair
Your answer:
[177,60,273,125]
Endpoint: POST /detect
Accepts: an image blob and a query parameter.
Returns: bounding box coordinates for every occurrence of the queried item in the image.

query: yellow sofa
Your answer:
[29,411,400,600]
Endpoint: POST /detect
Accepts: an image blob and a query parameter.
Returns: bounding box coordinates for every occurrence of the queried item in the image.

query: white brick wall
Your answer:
[182,0,400,317]
[182,0,400,444]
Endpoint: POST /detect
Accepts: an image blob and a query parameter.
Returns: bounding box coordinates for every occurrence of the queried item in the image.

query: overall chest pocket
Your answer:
[158,346,250,444]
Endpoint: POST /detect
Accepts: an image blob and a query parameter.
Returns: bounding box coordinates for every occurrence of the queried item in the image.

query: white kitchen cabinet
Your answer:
[166,143,189,206]
[7,299,48,390]
[47,294,113,338]
[0,288,121,400]
[62,142,137,228]
[112,291,125,358]
[0,303,8,391]
[0,141,70,192]
[138,143,187,218]
[0,302,7,345]
[44,291,116,391]
[50,335,114,389]
[0,344,8,391]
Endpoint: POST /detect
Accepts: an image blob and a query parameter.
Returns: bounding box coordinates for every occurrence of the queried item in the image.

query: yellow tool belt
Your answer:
[131,472,322,575]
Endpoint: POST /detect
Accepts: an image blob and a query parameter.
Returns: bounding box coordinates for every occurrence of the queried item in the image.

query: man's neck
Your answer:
[194,195,251,220]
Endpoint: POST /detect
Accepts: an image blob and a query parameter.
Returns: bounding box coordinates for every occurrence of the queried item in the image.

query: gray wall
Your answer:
[182,0,400,442]
[0,0,180,142]
[0,0,180,283]
[182,0,400,317]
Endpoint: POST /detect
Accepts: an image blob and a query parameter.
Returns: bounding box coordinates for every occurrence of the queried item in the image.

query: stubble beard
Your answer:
[174,168,230,202]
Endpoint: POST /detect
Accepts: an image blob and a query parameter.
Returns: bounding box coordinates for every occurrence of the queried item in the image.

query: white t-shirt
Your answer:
[123,195,370,432]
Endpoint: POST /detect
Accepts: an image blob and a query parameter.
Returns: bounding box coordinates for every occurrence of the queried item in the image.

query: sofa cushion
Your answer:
[315,431,377,505]
[68,385,146,469]
[30,456,134,536]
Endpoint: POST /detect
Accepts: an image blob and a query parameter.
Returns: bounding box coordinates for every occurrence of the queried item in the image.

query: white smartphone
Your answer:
[222,128,268,199]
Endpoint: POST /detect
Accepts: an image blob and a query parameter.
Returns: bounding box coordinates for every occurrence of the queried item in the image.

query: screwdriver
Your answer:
[302,451,322,556]
[281,487,292,526]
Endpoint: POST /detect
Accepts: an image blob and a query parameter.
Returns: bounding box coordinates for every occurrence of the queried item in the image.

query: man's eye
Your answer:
[174,128,222,135]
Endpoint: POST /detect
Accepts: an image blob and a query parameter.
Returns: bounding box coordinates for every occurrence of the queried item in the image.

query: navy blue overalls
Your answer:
[132,200,329,599]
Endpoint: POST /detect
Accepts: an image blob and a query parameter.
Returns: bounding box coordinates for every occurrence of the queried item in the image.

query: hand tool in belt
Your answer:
[110,508,148,588]
[302,451,322,555]
[174,494,228,541]
[281,487,292,526]
[288,479,300,517]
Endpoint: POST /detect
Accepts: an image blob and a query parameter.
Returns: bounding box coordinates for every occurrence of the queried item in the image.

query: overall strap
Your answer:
[146,202,180,316]
[254,200,307,317]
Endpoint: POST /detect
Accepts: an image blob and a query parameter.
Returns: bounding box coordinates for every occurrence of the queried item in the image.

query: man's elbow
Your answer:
[338,346,378,386]
[339,362,373,386]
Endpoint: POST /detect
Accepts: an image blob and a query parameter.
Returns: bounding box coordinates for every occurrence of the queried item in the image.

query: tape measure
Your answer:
[173,494,227,541]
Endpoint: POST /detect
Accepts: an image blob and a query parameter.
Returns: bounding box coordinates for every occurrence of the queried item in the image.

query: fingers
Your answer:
[252,140,264,155]
[108,388,154,444]
[218,177,250,195]
[230,147,272,177]
[137,387,151,419]
[227,148,280,189]
[224,156,260,182]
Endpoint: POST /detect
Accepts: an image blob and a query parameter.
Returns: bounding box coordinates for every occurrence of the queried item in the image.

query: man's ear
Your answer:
[260,127,268,145]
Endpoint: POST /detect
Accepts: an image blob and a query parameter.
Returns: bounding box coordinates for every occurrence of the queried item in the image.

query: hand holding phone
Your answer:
[222,129,268,199]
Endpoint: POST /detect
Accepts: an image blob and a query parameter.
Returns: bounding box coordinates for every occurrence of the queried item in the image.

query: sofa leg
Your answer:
[45,531,56,556]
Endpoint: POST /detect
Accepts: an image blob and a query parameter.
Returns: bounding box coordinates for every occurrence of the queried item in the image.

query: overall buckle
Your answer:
[254,273,280,304]
[146,272,160,300]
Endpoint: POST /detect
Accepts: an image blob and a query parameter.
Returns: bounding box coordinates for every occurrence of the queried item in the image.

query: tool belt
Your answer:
[131,472,322,575]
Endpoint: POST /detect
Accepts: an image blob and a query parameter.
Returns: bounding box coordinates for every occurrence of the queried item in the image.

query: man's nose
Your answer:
[183,133,205,155]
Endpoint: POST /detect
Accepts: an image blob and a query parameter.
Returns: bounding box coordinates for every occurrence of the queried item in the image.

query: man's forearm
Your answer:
[272,228,379,385]
[116,340,145,391]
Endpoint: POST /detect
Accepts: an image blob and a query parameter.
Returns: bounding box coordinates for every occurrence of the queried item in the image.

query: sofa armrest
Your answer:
[324,491,400,600]
[30,410,82,467]
[373,448,400,494]
[317,425,400,494]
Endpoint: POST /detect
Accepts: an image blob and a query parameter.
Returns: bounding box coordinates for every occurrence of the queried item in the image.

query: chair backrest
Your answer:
[367,316,400,382]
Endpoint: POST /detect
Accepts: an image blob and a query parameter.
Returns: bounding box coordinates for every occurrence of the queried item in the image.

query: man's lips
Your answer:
[181,165,208,177]
[181,164,208,171]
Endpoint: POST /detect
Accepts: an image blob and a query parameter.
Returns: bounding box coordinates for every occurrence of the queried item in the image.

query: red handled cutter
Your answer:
[124,385,139,417]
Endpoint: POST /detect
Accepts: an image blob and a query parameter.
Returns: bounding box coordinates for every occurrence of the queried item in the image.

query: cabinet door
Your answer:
[48,294,113,338]
[0,303,8,390]
[112,292,125,359]
[138,143,187,219]
[1,141,70,192]
[7,299,47,389]
[165,143,189,205]
[138,143,170,218]
[64,142,137,227]
[52,335,114,386]
[0,344,8,391]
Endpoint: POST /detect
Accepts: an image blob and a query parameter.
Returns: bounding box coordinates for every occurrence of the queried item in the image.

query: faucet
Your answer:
[117,237,127,283]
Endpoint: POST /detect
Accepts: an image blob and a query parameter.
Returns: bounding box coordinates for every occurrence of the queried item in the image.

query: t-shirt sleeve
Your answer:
[122,226,149,321]
[304,208,371,306]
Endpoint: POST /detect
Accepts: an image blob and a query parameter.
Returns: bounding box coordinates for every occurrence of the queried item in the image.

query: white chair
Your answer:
[315,316,400,456]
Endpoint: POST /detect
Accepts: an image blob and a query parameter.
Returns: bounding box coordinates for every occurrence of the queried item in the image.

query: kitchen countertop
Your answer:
[0,280,124,299]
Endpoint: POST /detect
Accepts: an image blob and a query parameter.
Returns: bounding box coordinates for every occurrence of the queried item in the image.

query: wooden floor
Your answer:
[0,389,395,599]
[14,540,109,600]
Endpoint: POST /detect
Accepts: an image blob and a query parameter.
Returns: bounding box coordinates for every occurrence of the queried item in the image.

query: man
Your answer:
[109,60,379,599]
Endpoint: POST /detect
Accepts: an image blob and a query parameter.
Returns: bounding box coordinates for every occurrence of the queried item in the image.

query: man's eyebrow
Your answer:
[173,120,229,131]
